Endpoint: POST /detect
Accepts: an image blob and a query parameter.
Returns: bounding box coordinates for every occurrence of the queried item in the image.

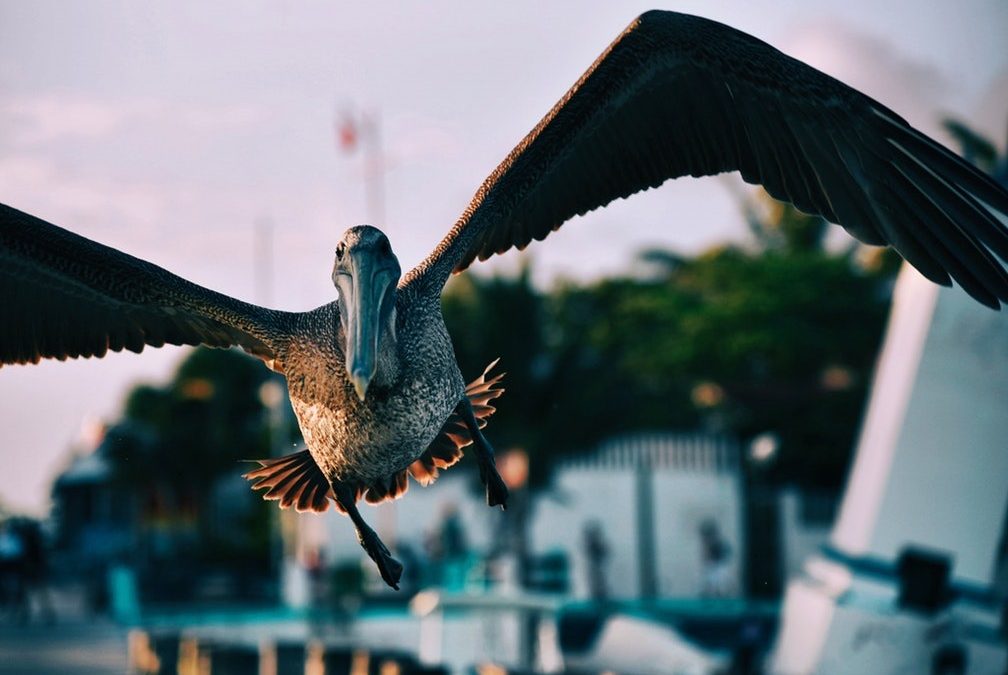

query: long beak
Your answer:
[343,253,393,401]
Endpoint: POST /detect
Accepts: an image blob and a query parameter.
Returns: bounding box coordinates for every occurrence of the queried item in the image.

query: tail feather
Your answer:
[363,470,410,504]
[242,450,334,513]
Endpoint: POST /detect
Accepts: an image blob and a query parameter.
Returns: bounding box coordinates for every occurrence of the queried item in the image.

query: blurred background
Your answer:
[0,2,1006,674]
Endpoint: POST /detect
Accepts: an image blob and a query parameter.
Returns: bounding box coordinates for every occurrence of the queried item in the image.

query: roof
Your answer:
[54,449,112,487]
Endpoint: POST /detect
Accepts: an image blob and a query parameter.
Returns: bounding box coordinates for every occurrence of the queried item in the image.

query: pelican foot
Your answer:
[359,527,403,590]
[480,462,509,510]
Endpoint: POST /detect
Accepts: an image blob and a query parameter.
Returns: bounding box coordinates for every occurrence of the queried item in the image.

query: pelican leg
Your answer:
[332,482,403,590]
[456,398,509,509]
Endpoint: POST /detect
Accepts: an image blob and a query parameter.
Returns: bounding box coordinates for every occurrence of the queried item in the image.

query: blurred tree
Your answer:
[943,115,1007,185]
[105,347,276,562]
[742,193,829,253]
[443,191,899,490]
[442,263,554,480]
[942,119,999,174]
[554,244,893,486]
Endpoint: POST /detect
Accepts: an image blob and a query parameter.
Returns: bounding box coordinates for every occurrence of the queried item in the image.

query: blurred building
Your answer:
[777,487,838,584]
[532,433,743,600]
[771,266,1008,674]
[49,422,272,607]
[50,429,135,570]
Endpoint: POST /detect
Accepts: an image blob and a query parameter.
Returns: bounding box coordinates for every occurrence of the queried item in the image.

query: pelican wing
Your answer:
[1,203,297,367]
[405,10,1008,307]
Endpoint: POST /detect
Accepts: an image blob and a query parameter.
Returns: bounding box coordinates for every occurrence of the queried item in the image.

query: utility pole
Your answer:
[636,461,657,600]
[337,106,387,227]
[362,110,386,227]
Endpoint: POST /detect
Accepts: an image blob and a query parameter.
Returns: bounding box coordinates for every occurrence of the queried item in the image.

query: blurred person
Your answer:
[438,503,469,590]
[699,519,734,598]
[17,520,55,624]
[731,619,765,675]
[440,503,467,559]
[0,520,25,620]
[305,547,327,610]
[582,521,610,600]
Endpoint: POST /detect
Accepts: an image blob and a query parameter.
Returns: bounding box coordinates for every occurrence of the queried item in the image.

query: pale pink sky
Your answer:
[1,1,1006,515]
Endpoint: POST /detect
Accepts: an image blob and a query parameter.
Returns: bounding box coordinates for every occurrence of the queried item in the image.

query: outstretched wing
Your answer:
[404,10,1008,308]
[1,203,298,367]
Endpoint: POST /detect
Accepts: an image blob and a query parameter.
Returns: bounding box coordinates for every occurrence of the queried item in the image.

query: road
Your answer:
[0,586,128,675]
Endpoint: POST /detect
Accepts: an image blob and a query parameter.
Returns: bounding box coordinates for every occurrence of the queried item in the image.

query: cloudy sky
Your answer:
[1,1,1006,515]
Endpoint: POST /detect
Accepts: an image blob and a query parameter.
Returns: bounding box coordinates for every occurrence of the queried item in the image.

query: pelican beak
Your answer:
[337,249,397,402]
[351,370,369,402]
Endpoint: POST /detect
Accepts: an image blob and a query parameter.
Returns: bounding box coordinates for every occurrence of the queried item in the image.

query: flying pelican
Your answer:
[3,11,1008,589]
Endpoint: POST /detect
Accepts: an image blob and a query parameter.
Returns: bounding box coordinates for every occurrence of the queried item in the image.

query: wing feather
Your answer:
[1,203,298,367]
[402,10,1008,308]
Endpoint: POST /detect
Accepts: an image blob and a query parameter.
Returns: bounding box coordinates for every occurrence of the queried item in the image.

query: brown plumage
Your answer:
[3,11,1008,588]
[243,359,505,512]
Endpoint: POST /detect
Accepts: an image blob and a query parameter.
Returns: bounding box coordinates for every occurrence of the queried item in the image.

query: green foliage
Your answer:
[115,348,273,492]
[442,263,551,456]
[942,118,998,174]
[746,197,829,253]
[943,115,1007,187]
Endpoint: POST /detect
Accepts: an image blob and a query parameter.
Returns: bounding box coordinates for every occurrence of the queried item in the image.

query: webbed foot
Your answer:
[359,526,403,590]
[480,461,509,509]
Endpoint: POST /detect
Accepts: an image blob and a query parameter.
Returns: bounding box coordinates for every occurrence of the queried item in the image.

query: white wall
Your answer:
[531,470,640,598]
[531,464,742,599]
[833,267,1008,586]
[778,488,832,583]
[868,280,1008,584]
[653,471,742,597]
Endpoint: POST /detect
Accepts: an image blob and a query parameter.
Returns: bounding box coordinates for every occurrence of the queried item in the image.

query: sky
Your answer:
[1,1,1006,515]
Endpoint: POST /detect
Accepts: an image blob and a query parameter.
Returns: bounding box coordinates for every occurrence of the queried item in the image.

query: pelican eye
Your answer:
[335,242,346,260]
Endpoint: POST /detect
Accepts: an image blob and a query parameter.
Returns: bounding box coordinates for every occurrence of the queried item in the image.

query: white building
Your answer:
[770,266,1008,674]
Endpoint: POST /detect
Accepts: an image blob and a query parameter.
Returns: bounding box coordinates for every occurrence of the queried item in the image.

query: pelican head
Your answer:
[332,225,401,401]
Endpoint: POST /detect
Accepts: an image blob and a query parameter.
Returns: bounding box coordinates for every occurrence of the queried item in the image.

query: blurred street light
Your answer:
[692,381,727,408]
[499,449,529,490]
[258,380,285,411]
[748,432,780,464]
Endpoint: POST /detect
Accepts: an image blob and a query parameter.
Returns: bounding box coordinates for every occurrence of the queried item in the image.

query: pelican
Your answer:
[3,11,1008,589]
